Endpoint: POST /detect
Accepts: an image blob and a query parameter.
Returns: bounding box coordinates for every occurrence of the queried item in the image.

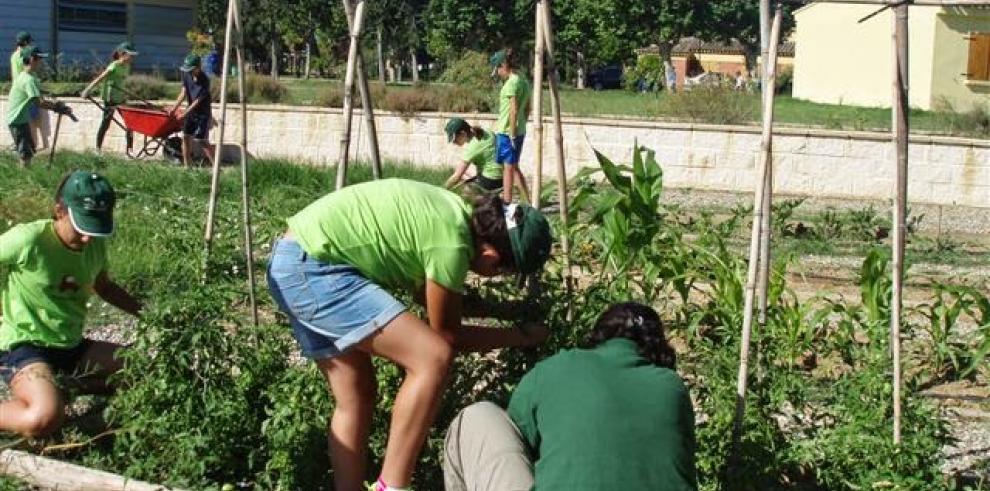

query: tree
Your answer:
[703,1,803,74]
[424,0,527,61]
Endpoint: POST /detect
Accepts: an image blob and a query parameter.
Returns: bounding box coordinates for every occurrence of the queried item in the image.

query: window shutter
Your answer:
[967,33,990,81]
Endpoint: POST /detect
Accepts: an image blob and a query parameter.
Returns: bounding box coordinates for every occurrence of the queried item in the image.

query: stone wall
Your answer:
[3,97,987,208]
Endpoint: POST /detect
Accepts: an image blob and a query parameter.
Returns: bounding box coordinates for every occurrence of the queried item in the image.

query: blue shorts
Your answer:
[183,111,211,140]
[266,238,406,360]
[0,340,93,385]
[495,133,525,165]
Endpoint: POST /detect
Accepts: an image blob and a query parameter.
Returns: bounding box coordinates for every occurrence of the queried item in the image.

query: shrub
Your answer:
[211,74,287,104]
[124,74,171,102]
[315,82,387,108]
[435,84,492,113]
[932,97,990,138]
[438,51,494,93]
[662,86,758,125]
[625,54,663,91]
[775,67,794,95]
[383,89,439,116]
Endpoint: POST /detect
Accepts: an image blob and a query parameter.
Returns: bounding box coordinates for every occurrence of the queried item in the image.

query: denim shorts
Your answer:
[495,133,525,165]
[266,238,406,360]
[0,340,93,385]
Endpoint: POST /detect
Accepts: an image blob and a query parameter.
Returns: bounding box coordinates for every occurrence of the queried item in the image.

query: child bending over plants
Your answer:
[443,117,503,194]
[0,171,142,438]
[443,302,697,491]
[267,178,553,491]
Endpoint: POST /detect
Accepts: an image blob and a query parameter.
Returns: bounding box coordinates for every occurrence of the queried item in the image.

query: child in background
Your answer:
[0,171,142,438]
[6,46,72,167]
[82,42,138,153]
[490,49,532,204]
[443,117,503,194]
[169,54,216,167]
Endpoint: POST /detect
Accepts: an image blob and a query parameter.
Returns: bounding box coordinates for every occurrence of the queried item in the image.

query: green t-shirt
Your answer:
[100,60,130,104]
[287,179,474,293]
[462,129,503,181]
[6,70,41,126]
[508,338,698,491]
[0,220,108,351]
[9,49,24,81]
[496,73,531,136]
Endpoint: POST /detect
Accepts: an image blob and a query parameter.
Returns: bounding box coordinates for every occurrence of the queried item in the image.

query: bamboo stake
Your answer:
[203,0,236,262]
[342,0,382,179]
[732,7,783,460]
[756,0,773,326]
[530,1,545,206]
[232,0,258,326]
[336,0,366,190]
[1,449,182,491]
[540,0,573,289]
[891,0,909,445]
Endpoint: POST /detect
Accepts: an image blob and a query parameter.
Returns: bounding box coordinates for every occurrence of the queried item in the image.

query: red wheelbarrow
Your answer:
[117,105,184,159]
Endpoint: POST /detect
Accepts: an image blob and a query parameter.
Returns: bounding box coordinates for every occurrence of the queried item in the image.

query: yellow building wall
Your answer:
[931,9,990,111]
[793,4,939,109]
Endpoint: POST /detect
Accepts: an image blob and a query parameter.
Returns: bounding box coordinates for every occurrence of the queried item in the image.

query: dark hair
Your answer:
[469,194,516,270]
[112,50,121,61]
[587,302,677,369]
[502,48,518,70]
[454,120,485,141]
[16,40,30,48]
[51,171,74,219]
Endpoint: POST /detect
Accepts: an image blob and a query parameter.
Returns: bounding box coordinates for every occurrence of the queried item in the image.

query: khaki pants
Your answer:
[443,401,535,491]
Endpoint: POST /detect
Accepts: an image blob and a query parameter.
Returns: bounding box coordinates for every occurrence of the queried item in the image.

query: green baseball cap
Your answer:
[16,31,32,44]
[180,53,201,72]
[505,203,553,276]
[20,46,49,63]
[445,117,468,142]
[116,41,138,55]
[489,50,507,68]
[60,171,116,237]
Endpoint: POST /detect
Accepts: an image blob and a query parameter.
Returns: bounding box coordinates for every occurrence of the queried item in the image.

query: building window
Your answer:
[58,0,127,34]
[967,33,990,81]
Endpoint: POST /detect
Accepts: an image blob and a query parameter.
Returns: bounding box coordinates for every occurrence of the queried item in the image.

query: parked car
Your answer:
[586,65,623,90]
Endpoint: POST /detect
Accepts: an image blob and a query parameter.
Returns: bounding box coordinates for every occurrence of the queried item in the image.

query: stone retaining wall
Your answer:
[3,97,987,208]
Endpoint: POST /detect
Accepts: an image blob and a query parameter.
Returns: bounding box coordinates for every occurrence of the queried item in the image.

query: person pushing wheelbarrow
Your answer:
[169,54,216,168]
[81,42,138,154]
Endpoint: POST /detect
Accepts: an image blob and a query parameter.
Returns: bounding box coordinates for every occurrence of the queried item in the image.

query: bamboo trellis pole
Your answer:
[732,7,783,458]
[342,0,383,179]
[203,0,236,252]
[890,0,909,445]
[336,0,366,189]
[530,1,546,206]
[0,449,183,491]
[231,0,258,326]
[756,0,773,327]
[539,0,573,289]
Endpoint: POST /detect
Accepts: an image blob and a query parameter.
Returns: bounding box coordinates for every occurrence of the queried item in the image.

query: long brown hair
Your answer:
[586,302,677,369]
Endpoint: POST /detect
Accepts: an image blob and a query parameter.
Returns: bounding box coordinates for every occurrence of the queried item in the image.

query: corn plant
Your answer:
[913,283,990,384]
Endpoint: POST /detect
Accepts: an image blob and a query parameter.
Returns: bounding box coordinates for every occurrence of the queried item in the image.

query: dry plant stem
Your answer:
[540,0,574,305]
[732,7,782,463]
[336,0,366,190]
[530,1,545,206]
[890,1,909,445]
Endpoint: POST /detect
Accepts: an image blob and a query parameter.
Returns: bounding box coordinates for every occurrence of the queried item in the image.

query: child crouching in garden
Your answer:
[0,171,142,438]
[267,178,552,491]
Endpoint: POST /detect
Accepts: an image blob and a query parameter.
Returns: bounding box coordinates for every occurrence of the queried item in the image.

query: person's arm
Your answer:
[508,96,518,139]
[94,271,142,317]
[170,86,187,115]
[425,280,546,352]
[444,161,472,189]
[81,66,114,99]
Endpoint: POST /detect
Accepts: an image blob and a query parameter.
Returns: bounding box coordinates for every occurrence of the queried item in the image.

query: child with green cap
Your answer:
[6,46,72,166]
[169,53,215,167]
[10,32,51,153]
[490,48,532,204]
[267,179,553,491]
[443,117,503,193]
[0,171,142,438]
[82,41,138,152]
[10,32,32,82]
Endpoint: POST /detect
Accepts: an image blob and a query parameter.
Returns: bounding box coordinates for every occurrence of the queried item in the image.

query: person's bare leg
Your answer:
[502,166,515,203]
[513,166,530,204]
[359,312,454,488]
[0,363,65,438]
[71,340,123,395]
[317,350,376,491]
[200,141,216,167]
[181,134,192,168]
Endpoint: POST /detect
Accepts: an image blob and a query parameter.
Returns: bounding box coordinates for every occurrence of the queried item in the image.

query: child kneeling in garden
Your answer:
[443,302,697,491]
[0,171,142,438]
[267,178,552,491]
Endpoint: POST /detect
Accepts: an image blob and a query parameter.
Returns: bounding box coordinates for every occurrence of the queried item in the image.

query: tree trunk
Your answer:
[396,57,403,82]
[386,58,395,83]
[270,38,279,78]
[305,42,311,79]
[576,51,585,89]
[410,49,419,83]
[377,27,386,83]
[659,42,676,93]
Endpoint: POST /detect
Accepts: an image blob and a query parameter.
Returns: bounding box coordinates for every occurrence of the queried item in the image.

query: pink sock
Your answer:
[375,477,409,491]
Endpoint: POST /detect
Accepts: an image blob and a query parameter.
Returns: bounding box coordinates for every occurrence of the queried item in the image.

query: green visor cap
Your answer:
[61,171,116,237]
[489,50,507,67]
[20,46,49,62]
[180,53,201,72]
[116,41,139,55]
[505,203,553,276]
[445,117,467,142]
[16,31,32,44]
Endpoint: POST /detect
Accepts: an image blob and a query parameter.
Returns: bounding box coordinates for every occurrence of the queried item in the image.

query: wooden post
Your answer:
[342,0,382,179]
[891,0,909,446]
[756,0,773,326]
[732,7,782,459]
[203,0,236,255]
[336,0,366,190]
[540,0,573,286]
[530,1,545,206]
[1,449,183,491]
[232,0,258,326]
